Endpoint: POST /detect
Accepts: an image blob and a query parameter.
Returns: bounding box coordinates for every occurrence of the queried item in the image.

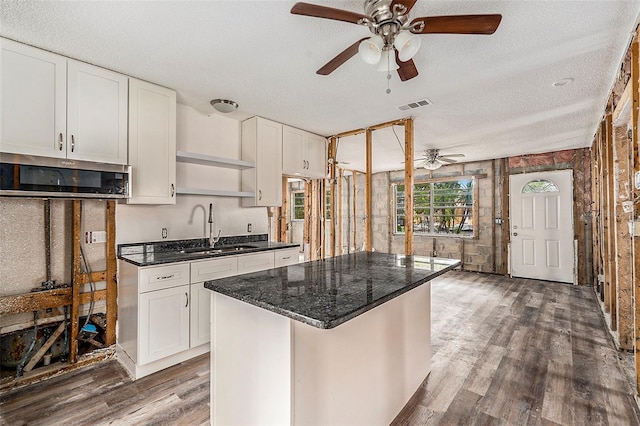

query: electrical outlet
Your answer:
[162,227,168,239]
[247,223,252,233]
[85,231,106,244]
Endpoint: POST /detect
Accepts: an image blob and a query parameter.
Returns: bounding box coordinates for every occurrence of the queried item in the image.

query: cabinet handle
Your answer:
[171,184,175,197]
[58,133,64,151]
[185,292,189,308]
[258,190,262,201]
[156,274,175,281]
[71,135,75,152]
[282,256,291,260]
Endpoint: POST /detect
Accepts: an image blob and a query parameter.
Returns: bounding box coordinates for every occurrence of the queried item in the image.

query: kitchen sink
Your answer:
[179,245,258,255]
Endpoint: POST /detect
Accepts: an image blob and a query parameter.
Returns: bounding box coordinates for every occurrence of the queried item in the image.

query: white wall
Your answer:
[116,104,268,244]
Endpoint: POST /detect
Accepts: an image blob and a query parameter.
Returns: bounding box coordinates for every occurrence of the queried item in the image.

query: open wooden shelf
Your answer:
[176,187,255,198]
[176,151,255,170]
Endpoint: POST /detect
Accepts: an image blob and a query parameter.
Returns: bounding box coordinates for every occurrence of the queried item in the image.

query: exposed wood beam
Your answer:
[329,137,337,258]
[500,158,510,275]
[105,200,117,346]
[338,167,344,256]
[365,129,373,251]
[70,200,82,363]
[630,36,640,394]
[404,118,414,255]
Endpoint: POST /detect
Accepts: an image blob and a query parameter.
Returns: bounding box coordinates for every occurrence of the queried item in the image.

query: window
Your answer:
[521,179,559,193]
[291,189,331,221]
[395,178,474,237]
[292,191,305,220]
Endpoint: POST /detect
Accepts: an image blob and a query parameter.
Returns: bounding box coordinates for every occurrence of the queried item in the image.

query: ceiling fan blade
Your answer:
[440,153,465,158]
[291,2,370,25]
[390,0,418,14]
[437,157,458,164]
[410,14,502,35]
[317,38,368,75]
[395,50,419,81]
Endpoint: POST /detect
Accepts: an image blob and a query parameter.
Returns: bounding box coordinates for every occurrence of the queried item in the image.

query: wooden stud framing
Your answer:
[500,158,510,275]
[365,129,373,251]
[279,177,289,243]
[630,36,640,394]
[606,110,618,325]
[600,120,610,304]
[352,171,358,252]
[338,167,344,256]
[105,200,117,346]
[70,201,82,363]
[329,137,337,258]
[404,118,414,255]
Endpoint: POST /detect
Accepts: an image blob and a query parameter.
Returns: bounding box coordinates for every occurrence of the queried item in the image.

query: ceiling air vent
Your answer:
[397,98,432,111]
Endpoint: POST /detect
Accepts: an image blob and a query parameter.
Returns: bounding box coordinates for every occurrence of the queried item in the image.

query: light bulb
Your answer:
[376,49,399,72]
[358,36,384,64]
[394,31,421,62]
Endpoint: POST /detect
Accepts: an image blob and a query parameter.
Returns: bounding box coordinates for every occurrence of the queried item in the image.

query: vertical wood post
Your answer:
[338,167,344,256]
[304,180,312,261]
[105,201,117,346]
[365,129,373,251]
[70,201,82,363]
[606,110,618,325]
[500,158,510,275]
[352,172,358,252]
[279,177,289,243]
[404,119,414,255]
[320,179,326,259]
[328,137,337,258]
[614,125,633,348]
[629,37,640,394]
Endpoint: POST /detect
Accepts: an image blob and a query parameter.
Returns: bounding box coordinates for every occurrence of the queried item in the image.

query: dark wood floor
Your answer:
[1,271,638,425]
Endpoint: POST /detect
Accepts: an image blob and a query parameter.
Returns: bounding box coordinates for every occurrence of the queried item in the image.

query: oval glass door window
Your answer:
[521,179,559,193]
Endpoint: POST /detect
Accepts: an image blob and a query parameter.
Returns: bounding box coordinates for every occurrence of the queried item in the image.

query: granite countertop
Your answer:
[117,234,299,266]
[205,252,461,329]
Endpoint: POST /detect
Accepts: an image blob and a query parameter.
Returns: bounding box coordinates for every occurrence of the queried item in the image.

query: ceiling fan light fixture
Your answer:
[358,35,384,64]
[376,49,399,72]
[210,99,238,113]
[394,30,421,62]
[423,162,442,170]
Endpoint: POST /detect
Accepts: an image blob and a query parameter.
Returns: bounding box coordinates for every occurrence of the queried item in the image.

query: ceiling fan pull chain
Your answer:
[386,51,392,94]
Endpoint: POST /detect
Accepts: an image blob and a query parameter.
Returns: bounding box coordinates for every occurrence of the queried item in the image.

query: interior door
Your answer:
[509,170,574,283]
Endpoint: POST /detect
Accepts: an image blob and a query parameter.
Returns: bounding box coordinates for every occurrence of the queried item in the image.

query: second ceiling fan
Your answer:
[291,0,502,82]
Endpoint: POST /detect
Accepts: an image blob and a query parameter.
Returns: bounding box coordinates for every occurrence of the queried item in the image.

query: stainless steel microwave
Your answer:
[0,154,129,198]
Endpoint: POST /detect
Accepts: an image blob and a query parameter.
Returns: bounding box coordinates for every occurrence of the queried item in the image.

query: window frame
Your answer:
[291,190,305,222]
[393,175,480,239]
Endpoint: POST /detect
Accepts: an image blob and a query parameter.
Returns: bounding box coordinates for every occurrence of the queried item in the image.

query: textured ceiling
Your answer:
[1,1,639,173]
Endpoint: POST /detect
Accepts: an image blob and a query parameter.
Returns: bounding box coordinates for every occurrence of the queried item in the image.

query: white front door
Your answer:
[509,170,574,283]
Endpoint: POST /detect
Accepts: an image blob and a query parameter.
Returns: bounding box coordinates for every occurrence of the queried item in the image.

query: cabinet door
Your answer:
[127,78,176,204]
[274,247,300,267]
[1,38,67,158]
[139,285,190,365]
[282,125,305,176]
[255,118,282,206]
[67,60,128,164]
[190,282,211,347]
[238,252,275,274]
[305,133,327,179]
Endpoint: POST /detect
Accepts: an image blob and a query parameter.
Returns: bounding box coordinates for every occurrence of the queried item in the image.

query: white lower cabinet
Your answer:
[117,247,299,380]
[139,285,190,365]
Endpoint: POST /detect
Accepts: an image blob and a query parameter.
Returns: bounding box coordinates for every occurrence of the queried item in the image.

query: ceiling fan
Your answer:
[416,148,464,170]
[290,0,502,82]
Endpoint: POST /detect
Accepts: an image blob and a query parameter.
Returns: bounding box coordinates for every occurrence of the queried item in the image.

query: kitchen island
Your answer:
[205,252,460,425]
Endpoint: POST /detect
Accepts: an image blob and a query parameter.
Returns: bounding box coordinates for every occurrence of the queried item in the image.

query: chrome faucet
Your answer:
[208,203,222,248]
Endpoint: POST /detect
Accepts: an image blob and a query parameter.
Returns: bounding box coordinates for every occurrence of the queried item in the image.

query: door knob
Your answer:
[513,232,518,236]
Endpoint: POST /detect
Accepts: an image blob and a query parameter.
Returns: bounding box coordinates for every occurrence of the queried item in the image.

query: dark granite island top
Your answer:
[205,251,460,329]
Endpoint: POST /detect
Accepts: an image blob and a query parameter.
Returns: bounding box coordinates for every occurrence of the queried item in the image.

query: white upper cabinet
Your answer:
[0,38,128,165]
[241,117,283,207]
[282,125,326,179]
[127,78,177,204]
[1,39,67,158]
[67,60,128,164]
